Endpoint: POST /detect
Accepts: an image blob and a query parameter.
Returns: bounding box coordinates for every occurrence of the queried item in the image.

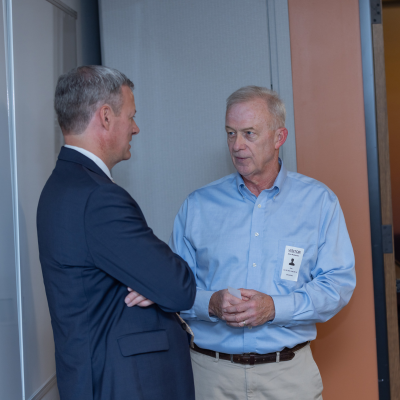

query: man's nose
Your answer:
[233,134,245,151]
[132,120,140,135]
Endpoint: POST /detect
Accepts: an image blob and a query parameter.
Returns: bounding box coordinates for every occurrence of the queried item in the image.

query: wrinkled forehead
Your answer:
[225,99,271,126]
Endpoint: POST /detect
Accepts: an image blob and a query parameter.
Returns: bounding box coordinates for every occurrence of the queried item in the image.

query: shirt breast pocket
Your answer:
[274,239,317,291]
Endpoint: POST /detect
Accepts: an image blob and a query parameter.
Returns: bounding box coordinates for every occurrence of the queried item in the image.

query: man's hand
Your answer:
[124,287,155,307]
[222,289,275,328]
[209,289,245,319]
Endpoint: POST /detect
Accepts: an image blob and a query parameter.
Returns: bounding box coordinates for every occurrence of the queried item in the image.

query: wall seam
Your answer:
[2,0,25,398]
[266,0,274,91]
[268,0,297,172]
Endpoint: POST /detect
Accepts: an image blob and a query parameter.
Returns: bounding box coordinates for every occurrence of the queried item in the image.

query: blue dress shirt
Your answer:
[169,160,356,354]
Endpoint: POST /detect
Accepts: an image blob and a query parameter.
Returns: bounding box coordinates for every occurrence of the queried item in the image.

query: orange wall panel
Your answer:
[383,5,400,236]
[288,1,379,399]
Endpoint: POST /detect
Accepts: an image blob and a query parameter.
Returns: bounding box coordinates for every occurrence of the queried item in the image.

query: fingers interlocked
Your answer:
[222,289,275,328]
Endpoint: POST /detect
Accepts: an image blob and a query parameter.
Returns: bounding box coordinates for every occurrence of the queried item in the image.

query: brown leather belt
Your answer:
[192,341,309,366]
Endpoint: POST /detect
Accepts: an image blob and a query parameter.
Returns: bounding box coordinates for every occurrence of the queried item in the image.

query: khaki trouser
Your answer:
[190,343,323,400]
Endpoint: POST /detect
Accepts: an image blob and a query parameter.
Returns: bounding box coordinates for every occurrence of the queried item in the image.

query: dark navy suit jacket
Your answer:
[37,147,196,400]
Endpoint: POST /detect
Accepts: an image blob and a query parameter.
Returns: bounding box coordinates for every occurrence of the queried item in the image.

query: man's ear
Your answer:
[99,104,113,131]
[274,128,288,150]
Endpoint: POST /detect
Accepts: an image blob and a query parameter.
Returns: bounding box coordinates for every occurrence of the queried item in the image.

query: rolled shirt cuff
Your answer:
[193,290,219,322]
[269,294,295,326]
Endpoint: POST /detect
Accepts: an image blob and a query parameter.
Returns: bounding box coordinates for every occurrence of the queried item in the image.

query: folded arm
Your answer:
[85,184,196,313]
[125,287,155,307]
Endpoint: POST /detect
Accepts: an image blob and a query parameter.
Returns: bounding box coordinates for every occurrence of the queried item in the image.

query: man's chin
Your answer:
[123,151,131,160]
[234,164,253,177]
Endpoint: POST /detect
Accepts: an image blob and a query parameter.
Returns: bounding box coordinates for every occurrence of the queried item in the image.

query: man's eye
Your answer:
[227,131,235,136]
[246,131,254,135]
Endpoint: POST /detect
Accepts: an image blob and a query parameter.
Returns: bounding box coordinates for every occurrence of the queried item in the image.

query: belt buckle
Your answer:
[242,352,256,366]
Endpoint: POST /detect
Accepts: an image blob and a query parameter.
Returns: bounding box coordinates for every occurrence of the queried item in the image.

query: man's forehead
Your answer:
[226,99,270,123]
[228,98,268,112]
[122,86,136,108]
[122,85,134,99]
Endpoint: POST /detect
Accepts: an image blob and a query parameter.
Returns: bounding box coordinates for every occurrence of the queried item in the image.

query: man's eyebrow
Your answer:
[225,125,255,131]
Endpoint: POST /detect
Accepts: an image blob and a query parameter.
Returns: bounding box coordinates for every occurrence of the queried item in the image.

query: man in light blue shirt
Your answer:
[169,86,356,400]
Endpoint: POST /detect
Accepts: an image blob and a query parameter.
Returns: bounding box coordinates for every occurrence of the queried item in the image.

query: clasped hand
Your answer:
[124,287,154,307]
[124,287,276,329]
[209,289,275,328]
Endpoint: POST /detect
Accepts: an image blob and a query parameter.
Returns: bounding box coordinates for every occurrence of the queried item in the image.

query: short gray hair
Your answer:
[55,65,134,134]
[226,86,286,130]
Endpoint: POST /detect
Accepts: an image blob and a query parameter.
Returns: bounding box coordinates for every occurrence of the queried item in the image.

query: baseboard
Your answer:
[28,373,57,400]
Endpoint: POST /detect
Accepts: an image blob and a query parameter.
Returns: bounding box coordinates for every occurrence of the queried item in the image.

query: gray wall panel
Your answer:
[60,0,101,65]
[268,0,297,172]
[11,0,77,398]
[12,1,62,397]
[1,0,100,399]
[100,0,275,242]
[0,0,23,397]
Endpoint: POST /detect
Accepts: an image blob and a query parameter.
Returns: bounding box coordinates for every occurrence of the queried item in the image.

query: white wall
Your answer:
[99,0,297,242]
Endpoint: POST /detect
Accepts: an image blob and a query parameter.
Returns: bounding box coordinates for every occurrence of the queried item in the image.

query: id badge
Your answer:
[281,245,304,282]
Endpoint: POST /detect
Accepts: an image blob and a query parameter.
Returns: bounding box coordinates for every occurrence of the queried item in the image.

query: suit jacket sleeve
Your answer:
[84,183,196,313]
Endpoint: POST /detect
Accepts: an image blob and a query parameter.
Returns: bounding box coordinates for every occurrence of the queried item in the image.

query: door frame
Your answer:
[359,0,400,398]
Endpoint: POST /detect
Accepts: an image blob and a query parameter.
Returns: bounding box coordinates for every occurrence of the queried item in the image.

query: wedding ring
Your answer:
[243,320,252,329]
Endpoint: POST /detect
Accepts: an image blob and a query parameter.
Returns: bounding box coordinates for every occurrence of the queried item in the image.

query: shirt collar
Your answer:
[235,158,287,197]
[64,145,114,182]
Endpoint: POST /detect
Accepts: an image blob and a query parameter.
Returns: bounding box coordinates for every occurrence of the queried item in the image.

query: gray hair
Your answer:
[226,86,286,130]
[55,65,134,134]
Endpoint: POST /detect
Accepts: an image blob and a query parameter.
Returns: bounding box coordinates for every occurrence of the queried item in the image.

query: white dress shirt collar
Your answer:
[64,145,114,182]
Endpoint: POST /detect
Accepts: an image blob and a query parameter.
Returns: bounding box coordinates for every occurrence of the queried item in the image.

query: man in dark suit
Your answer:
[37,66,196,400]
